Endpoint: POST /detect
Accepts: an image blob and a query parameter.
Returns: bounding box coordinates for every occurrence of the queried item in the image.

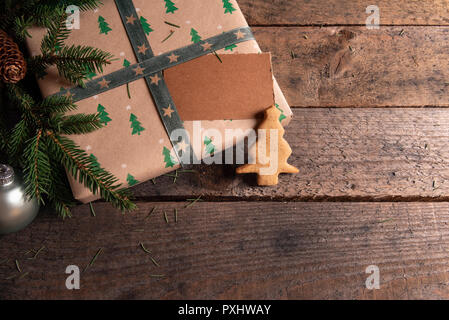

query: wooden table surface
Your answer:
[1,0,449,299]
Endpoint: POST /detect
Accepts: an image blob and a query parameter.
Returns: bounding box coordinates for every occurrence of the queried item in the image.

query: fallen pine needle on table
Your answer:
[84,248,103,272]
[185,195,203,208]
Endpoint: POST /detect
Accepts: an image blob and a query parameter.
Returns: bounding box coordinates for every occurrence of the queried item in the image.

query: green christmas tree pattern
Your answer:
[275,103,287,123]
[222,32,237,51]
[97,104,112,126]
[225,43,237,51]
[162,146,177,168]
[127,173,139,186]
[140,16,153,35]
[89,154,101,169]
[129,113,145,135]
[204,136,215,155]
[123,59,131,68]
[98,16,112,35]
[222,0,236,14]
[190,28,202,43]
[164,0,178,14]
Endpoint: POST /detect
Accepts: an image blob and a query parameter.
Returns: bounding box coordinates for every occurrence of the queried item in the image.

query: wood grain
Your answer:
[252,26,449,107]
[1,201,449,299]
[132,108,449,201]
[239,0,449,26]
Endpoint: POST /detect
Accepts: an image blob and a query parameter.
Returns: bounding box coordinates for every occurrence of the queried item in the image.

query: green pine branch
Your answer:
[5,82,136,217]
[46,156,77,218]
[23,129,52,204]
[0,0,102,31]
[8,117,31,164]
[1,3,137,217]
[13,16,34,40]
[46,132,136,212]
[39,95,77,114]
[40,0,103,11]
[57,113,103,135]
[41,12,71,54]
[29,45,113,86]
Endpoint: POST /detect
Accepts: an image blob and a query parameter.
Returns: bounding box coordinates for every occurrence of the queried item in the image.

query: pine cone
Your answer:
[0,29,27,83]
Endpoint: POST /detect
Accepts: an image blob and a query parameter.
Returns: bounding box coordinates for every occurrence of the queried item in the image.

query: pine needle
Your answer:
[139,243,152,254]
[146,207,156,220]
[290,50,296,59]
[89,202,96,217]
[18,271,29,279]
[164,21,180,28]
[162,30,175,43]
[150,274,165,278]
[164,211,169,223]
[173,169,178,184]
[5,274,17,280]
[149,256,160,267]
[84,248,103,272]
[28,245,45,260]
[174,208,178,223]
[15,259,21,273]
[185,195,203,208]
[126,83,131,99]
[213,51,222,63]
[139,243,159,266]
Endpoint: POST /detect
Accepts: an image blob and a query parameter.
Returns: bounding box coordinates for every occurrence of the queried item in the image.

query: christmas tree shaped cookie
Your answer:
[98,16,112,35]
[236,105,298,186]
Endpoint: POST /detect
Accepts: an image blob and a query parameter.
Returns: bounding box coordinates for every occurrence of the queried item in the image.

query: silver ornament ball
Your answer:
[0,164,40,235]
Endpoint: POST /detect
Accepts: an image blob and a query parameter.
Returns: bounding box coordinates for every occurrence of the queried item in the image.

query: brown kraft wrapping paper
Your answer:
[25,0,292,203]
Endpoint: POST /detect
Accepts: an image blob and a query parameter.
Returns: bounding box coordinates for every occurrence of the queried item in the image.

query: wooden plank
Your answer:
[252,26,449,107]
[239,0,449,26]
[1,201,449,299]
[132,108,449,200]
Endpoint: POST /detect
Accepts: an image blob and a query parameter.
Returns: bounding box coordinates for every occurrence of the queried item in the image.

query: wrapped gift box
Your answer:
[25,0,292,203]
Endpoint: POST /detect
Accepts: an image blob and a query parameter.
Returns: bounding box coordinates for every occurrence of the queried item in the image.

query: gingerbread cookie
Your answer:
[236,105,299,186]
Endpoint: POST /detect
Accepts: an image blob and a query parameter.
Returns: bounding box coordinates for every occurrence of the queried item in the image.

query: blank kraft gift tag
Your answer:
[164,53,275,121]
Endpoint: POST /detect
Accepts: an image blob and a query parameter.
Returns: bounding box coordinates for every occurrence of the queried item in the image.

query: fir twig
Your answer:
[45,132,136,212]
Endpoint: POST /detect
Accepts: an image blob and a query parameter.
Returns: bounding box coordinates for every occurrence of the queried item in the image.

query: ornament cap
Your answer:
[0,164,14,186]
